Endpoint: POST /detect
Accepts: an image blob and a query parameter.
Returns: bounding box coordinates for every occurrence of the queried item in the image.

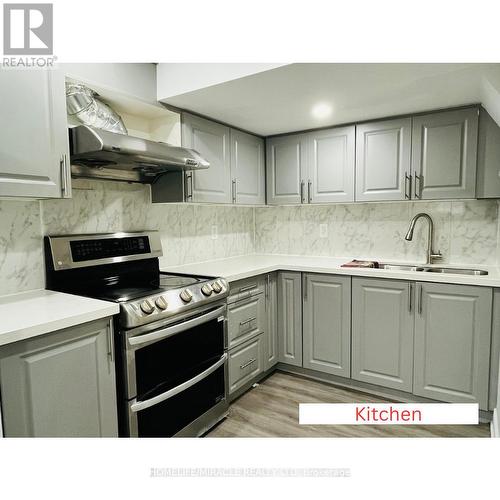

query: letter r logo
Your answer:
[3,3,53,55]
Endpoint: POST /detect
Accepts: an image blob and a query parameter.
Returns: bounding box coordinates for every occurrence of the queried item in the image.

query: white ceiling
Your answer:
[159,63,500,136]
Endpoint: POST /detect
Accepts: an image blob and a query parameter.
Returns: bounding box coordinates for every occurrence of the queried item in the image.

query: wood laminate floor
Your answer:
[207,372,491,438]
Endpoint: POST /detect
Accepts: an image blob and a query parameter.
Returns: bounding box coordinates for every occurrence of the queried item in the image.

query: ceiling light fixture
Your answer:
[311,102,333,120]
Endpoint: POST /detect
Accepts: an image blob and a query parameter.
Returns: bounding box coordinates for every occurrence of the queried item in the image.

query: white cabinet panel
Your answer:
[0,69,69,198]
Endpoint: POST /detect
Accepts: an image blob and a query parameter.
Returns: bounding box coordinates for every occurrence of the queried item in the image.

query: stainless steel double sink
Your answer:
[378,263,488,276]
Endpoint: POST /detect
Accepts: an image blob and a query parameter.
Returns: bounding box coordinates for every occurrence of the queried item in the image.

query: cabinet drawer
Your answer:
[227,293,265,348]
[228,275,266,302]
[228,335,263,394]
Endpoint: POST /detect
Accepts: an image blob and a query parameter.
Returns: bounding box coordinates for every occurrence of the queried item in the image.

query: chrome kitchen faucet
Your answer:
[404,213,443,265]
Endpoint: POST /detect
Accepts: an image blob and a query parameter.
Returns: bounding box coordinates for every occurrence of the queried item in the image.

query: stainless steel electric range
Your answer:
[44,231,230,437]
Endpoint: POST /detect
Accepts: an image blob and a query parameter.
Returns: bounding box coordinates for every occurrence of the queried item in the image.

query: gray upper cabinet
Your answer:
[355,118,412,202]
[277,271,303,366]
[0,318,118,437]
[476,108,500,199]
[413,282,491,409]
[307,126,355,203]
[264,273,279,371]
[0,69,70,199]
[411,108,478,199]
[352,277,414,392]
[231,129,265,205]
[266,134,308,205]
[182,113,232,203]
[302,274,351,377]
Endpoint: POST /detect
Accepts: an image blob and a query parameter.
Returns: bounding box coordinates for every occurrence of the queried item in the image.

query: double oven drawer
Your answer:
[122,302,228,437]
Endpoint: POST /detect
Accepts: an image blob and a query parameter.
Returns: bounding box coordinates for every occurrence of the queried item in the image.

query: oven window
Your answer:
[136,365,225,437]
[134,314,224,399]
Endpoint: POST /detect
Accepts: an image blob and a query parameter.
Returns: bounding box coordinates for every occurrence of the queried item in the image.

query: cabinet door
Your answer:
[228,334,263,396]
[303,274,351,377]
[0,69,70,198]
[413,282,491,408]
[307,126,355,203]
[277,271,303,366]
[352,278,414,392]
[0,318,118,437]
[411,108,478,200]
[231,129,265,205]
[182,113,231,203]
[266,134,308,205]
[355,118,411,201]
[264,273,278,371]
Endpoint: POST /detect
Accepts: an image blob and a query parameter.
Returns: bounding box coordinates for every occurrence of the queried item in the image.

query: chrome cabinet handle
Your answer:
[414,173,422,199]
[240,317,256,327]
[308,180,312,203]
[60,154,70,198]
[300,180,305,203]
[408,282,413,313]
[128,306,225,346]
[107,318,114,365]
[265,274,269,310]
[239,284,257,293]
[417,284,423,314]
[186,172,193,200]
[130,353,227,412]
[232,179,237,203]
[404,172,412,200]
[240,358,256,370]
[303,273,307,301]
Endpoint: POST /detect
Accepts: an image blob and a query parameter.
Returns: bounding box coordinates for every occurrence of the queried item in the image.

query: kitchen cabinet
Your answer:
[0,318,118,437]
[302,274,351,377]
[228,334,263,395]
[231,129,265,204]
[0,68,71,199]
[227,292,265,349]
[307,126,355,203]
[355,118,412,202]
[266,134,308,204]
[413,282,491,408]
[182,113,232,203]
[411,107,478,199]
[277,271,302,366]
[264,272,278,371]
[351,278,414,392]
[476,108,500,199]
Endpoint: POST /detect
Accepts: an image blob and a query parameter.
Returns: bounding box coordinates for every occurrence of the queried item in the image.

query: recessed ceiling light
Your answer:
[311,102,333,120]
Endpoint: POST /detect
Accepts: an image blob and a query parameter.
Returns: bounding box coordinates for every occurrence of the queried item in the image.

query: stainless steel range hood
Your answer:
[69,125,209,183]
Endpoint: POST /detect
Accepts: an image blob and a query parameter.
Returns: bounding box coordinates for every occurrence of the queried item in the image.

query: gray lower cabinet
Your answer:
[302,274,351,377]
[352,278,414,392]
[411,107,478,199]
[0,318,118,437]
[266,134,308,205]
[231,129,265,205]
[277,271,302,366]
[264,273,278,371]
[413,282,491,408]
[227,292,265,349]
[355,118,412,202]
[182,113,232,203]
[228,334,263,395]
[0,68,70,199]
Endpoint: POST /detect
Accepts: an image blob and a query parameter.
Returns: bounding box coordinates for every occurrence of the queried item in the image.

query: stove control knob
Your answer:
[155,296,168,310]
[212,280,223,293]
[201,284,213,296]
[180,289,194,303]
[140,299,155,315]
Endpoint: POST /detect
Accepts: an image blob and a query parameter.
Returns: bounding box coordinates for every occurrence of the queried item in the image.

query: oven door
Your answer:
[124,303,228,437]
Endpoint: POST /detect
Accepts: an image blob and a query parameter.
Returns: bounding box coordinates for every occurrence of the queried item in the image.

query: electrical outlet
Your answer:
[211,225,218,240]
[319,224,328,238]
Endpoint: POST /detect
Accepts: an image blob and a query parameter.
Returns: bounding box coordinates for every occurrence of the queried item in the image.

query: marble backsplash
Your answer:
[0,178,499,296]
[255,200,500,265]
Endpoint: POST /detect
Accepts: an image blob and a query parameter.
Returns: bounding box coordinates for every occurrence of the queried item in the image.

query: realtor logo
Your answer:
[3,3,53,55]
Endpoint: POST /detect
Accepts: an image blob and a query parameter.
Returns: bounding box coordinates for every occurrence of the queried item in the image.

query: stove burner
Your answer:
[157,275,202,290]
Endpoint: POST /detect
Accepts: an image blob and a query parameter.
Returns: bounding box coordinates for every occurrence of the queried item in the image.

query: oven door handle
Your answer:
[128,305,226,347]
[130,352,227,413]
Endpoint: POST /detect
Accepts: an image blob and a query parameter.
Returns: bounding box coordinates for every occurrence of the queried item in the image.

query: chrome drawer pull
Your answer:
[239,284,258,293]
[240,358,256,370]
[240,316,256,326]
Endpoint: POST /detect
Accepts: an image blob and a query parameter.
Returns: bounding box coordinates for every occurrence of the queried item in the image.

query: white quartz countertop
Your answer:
[162,254,500,287]
[0,290,119,347]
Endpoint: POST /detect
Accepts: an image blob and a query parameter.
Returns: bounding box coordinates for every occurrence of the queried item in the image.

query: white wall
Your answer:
[62,63,157,103]
[156,63,286,100]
